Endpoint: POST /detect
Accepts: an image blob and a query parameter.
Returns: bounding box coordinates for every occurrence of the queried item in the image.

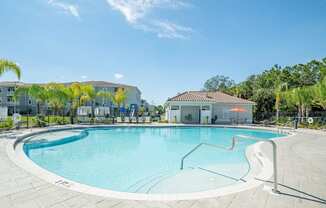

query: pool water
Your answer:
[24,127,283,194]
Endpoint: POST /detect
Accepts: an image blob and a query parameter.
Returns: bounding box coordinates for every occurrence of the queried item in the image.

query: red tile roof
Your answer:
[167,91,255,104]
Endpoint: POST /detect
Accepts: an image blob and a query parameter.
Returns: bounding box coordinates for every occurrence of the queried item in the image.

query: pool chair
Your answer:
[95,116,105,123]
[124,117,130,123]
[145,116,151,123]
[138,117,145,123]
[116,117,123,123]
[78,116,90,124]
[131,117,138,123]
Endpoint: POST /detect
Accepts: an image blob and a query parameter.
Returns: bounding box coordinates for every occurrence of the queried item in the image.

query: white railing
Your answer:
[180,134,280,194]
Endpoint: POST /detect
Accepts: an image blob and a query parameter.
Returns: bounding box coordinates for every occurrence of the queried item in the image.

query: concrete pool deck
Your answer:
[0,125,326,207]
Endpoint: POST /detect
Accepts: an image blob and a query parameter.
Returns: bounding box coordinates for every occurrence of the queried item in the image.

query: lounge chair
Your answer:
[131,117,138,123]
[95,116,105,123]
[138,117,145,123]
[116,117,123,123]
[145,116,151,123]
[78,116,91,124]
[124,117,130,123]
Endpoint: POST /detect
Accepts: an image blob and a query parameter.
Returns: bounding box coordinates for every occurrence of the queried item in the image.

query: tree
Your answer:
[284,88,300,118]
[154,105,165,115]
[80,84,96,118]
[0,59,21,79]
[202,58,326,122]
[14,84,49,115]
[313,77,326,110]
[274,80,287,121]
[112,88,127,116]
[299,86,314,119]
[63,83,83,123]
[23,85,49,114]
[203,75,235,92]
[13,86,29,107]
[46,83,67,115]
[97,91,112,105]
[319,58,326,81]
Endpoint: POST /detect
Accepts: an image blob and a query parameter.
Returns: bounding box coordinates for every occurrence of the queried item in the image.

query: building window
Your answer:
[28,99,32,105]
[114,87,125,92]
[7,97,14,102]
[171,105,179,110]
[7,87,15,92]
[202,105,210,111]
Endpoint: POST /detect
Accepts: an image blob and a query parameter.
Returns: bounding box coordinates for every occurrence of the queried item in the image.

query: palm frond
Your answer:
[0,59,21,79]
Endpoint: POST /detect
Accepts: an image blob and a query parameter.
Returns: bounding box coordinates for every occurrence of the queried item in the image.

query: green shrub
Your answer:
[0,118,13,129]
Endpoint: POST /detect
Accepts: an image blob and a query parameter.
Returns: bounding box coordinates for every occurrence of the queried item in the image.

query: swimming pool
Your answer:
[23,127,284,195]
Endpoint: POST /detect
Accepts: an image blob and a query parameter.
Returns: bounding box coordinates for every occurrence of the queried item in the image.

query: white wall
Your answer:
[125,87,141,106]
[166,102,213,124]
[167,108,181,123]
[212,104,253,123]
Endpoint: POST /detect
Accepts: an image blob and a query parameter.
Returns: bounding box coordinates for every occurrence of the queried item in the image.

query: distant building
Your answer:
[165,91,255,124]
[0,81,141,115]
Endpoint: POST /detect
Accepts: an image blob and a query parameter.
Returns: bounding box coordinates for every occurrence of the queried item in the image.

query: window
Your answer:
[171,105,179,110]
[7,87,15,92]
[202,105,210,111]
[114,87,125,92]
[7,96,14,102]
[28,99,32,105]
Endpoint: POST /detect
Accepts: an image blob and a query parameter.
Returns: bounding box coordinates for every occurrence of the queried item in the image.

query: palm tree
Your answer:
[300,86,314,119]
[79,85,97,120]
[0,59,21,79]
[284,86,315,122]
[63,83,83,124]
[313,77,326,110]
[14,84,48,114]
[13,86,29,103]
[29,85,50,115]
[274,81,287,121]
[46,83,67,116]
[97,90,112,106]
[112,88,127,116]
[284,88,303,119]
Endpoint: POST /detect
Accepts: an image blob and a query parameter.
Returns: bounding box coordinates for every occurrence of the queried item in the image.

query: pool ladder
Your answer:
[180,134,280,194]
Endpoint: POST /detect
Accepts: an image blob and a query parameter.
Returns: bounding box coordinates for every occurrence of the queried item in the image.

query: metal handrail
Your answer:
[234,134,280,194]
[180,140,236,170]
[180,134,280,194]
[277,120,295,134]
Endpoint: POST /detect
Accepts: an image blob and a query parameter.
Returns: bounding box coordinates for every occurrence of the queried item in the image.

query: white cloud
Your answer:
[114,73,124,79]
[48,0,80,18]
[81,75,87,79]
[153,20,193,39]
[106,0,192,39]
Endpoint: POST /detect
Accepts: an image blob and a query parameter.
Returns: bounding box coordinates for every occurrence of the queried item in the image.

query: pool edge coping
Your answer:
[6,124,294,201]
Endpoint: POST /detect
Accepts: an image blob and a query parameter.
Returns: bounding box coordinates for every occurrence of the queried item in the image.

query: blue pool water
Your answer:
[24,127,283,194]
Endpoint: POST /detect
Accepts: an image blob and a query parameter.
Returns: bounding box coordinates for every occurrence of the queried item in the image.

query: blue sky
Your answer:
[1,0,326,104]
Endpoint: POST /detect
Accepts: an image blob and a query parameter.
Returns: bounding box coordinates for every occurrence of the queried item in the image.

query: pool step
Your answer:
[126,171,177,193]
[126,165,246,194]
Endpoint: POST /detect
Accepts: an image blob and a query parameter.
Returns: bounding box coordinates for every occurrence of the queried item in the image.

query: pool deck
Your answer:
[0,125,325,208]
